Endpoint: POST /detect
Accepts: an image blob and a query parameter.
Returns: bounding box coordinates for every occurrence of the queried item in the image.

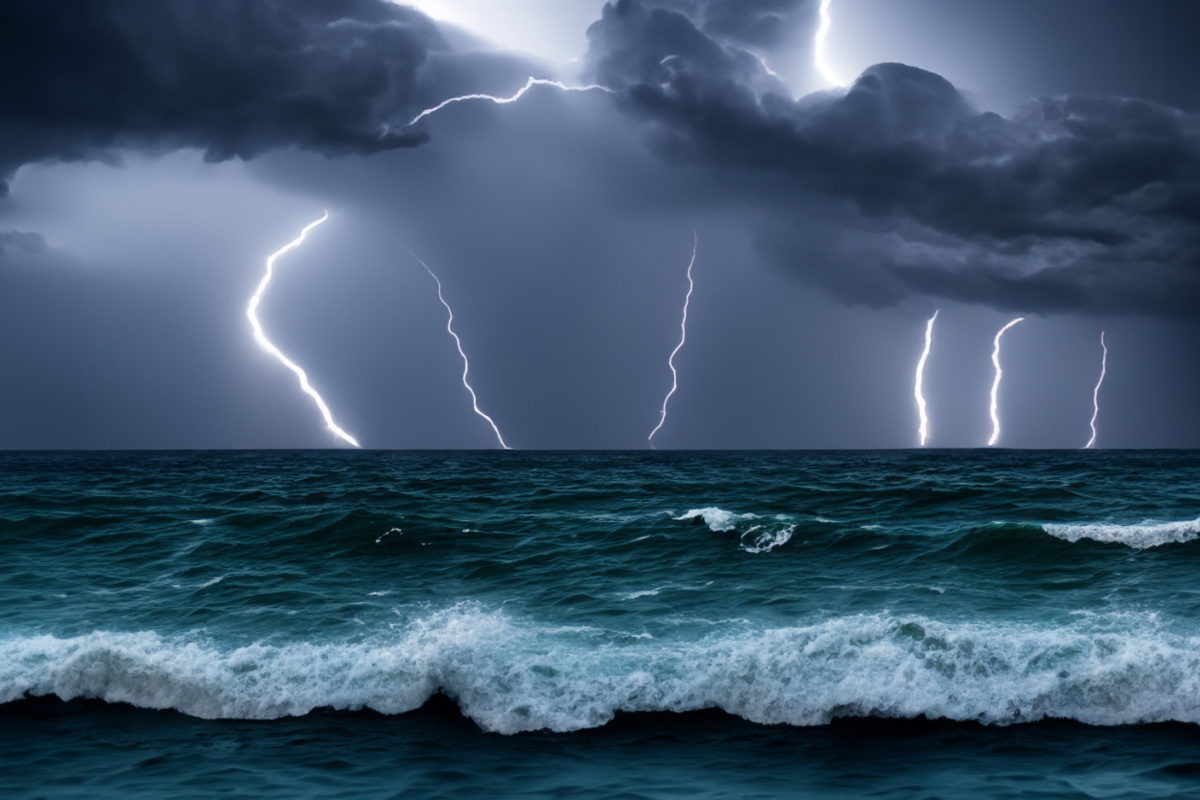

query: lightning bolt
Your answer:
[403,246,510,450]
[1085,331,1108,449]
[815,0,845,87]
[987,317,1025,447]
[247,212,360,448]
[407,77,615,127]
[649,231,698,446]
[914,310,938,447]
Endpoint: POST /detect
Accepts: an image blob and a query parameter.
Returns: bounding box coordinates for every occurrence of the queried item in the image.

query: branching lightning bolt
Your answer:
[407,77,615,127]
[1085,331,1108,449]
[649,231,698,445]
[915,310,938,447]
[247,212,360,448]
[815,0,845,87]
[403,246,510,450]
[988,317,1025,447]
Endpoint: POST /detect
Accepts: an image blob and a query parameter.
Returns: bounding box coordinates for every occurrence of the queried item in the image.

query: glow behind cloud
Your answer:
[815,0,845,87]
[247,212,360,448]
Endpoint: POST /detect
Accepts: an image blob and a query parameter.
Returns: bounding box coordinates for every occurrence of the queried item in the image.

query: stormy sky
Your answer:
[1,0,1199,449]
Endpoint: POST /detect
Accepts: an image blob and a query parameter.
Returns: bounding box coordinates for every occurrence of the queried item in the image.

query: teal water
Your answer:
[2,450,1200,797]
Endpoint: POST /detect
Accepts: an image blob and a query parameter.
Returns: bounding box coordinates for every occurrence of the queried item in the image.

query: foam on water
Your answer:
[739,524,795,554]
[5,604,1200,734]
[676,507,747,532]
[1043,517,1200,549]
[675,507,798,553]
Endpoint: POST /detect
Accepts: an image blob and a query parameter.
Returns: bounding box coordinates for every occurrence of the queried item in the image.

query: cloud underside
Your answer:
[2,0,1199,316]
[587,0,1200,316]
[0,0,468,191]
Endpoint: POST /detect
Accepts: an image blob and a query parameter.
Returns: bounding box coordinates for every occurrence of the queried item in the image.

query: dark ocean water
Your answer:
[2,450,1200,798]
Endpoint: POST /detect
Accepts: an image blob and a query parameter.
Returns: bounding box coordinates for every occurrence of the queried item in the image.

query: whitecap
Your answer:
[1043,517,1200,549]
[674,507,795,553]
[9,607,1200,734]
[674,507,751,532]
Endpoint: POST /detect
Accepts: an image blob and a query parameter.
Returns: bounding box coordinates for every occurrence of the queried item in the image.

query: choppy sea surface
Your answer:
[3,449,1200,798]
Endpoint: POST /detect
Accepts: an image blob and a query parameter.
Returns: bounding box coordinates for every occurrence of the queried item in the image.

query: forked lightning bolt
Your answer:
[815,0,845,87]
[649,232,698,445]
[914,310,938,447]
[404,246,510,450]
[407,77,615,127]
[988,317,1025,447]
[1085,331,1108,449]
[247,212,360,448]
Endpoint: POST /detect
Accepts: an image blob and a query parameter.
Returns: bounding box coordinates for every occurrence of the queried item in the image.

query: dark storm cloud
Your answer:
[586,0,1200,317]
[643,0,816,51]
[0,0,465,197]
[0,231,46,258]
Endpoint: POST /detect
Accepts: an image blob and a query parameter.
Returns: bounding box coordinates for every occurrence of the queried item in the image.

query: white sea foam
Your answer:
[5,605,1200,734]
[675,507,796,553]
[740,524,795,554]
[676,507,750,532]
[1043,517,1200,549]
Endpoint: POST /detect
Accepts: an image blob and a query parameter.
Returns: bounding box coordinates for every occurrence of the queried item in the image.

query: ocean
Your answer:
[2,450,1200,798]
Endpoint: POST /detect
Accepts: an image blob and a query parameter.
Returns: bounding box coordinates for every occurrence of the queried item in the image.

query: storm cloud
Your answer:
[586,0,1200,316]
[3,0,1198,316]
[0,0,478,196]
[0,0,1198,449]
[641,0,817,52]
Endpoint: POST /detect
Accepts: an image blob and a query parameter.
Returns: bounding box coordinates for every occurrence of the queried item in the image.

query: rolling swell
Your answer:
[5,604,1200,734]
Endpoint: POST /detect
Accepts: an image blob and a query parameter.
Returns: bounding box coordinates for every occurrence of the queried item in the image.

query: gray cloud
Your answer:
[4,0,1197,318]
[0,231,46,258]
[0,0,481,196]
[640,0,816,51]
[586,0,1200,317]
[2,1,1198,448]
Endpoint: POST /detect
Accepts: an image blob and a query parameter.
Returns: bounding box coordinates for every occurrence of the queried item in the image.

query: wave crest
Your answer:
[674,507,801,553]
[5,606,1200,733]
[1043,518,1200,549]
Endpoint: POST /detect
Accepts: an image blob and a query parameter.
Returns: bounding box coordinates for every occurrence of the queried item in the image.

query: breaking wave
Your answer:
[5,605,1200,734]
[674,507,816,553]
[1043,517,1200,549]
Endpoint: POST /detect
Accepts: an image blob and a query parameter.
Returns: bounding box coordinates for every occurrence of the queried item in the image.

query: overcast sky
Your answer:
[2,0,1199,449]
